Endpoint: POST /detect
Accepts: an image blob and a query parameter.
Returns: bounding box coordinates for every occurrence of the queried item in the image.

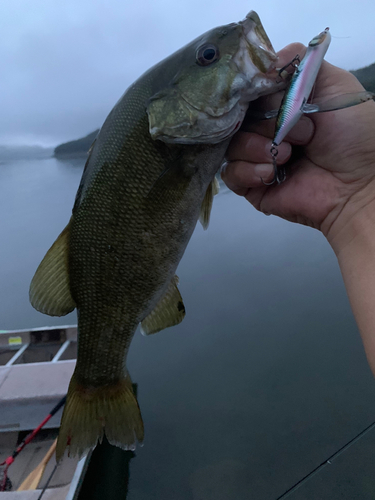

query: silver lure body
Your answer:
[273,28,331,146]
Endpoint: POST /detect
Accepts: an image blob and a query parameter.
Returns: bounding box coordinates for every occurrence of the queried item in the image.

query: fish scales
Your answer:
[29,11,283,460]
[70,119,225,383]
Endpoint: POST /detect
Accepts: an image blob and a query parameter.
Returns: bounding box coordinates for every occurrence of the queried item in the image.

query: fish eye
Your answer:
[196,44,220,66]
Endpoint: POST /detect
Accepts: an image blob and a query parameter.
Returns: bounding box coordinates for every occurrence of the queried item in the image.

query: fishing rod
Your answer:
[0,395,66,492]
[36,463,58,500]
[275,418,375,499]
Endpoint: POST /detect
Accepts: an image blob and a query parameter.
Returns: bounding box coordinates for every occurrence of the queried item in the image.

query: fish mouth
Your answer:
[241,11,277,74]
[231,11,283,105]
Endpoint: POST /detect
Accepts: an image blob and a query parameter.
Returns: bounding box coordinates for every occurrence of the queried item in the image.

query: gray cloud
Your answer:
[1,0,374,146]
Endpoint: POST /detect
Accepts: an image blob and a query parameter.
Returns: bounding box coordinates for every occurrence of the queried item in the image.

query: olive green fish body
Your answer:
[70,115,228,386]
[30,11,282,460]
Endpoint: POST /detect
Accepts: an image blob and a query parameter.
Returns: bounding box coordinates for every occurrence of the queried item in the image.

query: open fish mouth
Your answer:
[241,11,277,74]
[232,11,280,102]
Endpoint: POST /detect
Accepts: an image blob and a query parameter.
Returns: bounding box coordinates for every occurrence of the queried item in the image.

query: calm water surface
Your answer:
[1,155,375,499]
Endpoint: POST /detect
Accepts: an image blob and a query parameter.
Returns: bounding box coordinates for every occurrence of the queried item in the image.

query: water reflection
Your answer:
[55,157,88,169]
[190,460,251,500]
[1,156,375,498]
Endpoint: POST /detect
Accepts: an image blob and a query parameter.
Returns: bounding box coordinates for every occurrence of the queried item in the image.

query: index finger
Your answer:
[277,42,306,70]
[253,43,307,114]
[241,43,307,137]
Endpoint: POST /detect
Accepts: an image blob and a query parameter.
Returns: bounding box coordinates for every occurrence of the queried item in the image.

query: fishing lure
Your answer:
[262,28,375,185]
[265,27,331,184]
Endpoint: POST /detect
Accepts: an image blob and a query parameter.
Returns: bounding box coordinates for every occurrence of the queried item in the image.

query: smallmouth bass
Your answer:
[30,11,282,460]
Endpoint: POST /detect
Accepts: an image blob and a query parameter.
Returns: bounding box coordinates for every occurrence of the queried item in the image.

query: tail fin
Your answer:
[56,372,144,462]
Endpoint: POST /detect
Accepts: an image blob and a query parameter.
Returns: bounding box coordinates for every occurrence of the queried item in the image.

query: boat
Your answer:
[0,325,87,499]
[0,325,136,499]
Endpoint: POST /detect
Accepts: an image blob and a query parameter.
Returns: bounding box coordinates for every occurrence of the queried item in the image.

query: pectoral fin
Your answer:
[141,276,185,335]
[29,221,76,316]
[199,177,220,230]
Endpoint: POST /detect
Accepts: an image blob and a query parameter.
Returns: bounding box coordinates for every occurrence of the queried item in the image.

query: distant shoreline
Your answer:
[54,151,89,160]
[53,129,99,159]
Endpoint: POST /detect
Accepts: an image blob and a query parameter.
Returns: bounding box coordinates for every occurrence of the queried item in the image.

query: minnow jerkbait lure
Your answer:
[260,28,375,185]
[274,28,331,146]
[265,27,331,185]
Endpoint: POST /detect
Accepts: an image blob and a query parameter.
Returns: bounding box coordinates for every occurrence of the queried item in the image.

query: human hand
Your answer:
[222,43,375,256]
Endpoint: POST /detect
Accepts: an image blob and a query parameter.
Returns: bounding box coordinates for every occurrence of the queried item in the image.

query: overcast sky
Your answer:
[2,0,375,146]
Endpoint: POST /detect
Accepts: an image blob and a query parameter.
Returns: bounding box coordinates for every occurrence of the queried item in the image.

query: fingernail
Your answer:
[220,160,228,176]
[287,117,314,143]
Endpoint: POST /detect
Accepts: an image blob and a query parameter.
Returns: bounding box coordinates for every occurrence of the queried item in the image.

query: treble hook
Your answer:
[276,55,301,83]
[261,144,286,186]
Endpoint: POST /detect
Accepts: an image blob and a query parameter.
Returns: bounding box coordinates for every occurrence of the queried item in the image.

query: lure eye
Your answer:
[309,36,321,47]
[196,44,220,66]
[309,28,329,47]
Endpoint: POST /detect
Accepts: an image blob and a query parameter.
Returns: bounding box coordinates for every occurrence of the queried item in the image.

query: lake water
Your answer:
[1,154,375,499]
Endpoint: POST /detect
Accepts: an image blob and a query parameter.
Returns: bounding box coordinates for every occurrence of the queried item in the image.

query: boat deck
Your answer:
[0,326,76,433]
[0,326,83,499]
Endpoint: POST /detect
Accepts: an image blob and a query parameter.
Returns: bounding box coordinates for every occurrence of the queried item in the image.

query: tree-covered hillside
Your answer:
[54,130,99,158]
[351,63,375,93]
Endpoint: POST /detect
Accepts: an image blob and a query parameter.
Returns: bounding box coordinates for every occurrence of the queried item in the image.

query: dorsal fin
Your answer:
[140,276,185,335]
[29,220,76,316]
[199,176,220,230]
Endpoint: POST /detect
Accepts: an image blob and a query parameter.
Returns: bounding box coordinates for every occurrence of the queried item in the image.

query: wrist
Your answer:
[325,179,375,259]
[325,182,375,375]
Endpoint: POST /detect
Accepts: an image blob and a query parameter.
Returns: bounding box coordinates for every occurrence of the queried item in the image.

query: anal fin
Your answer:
[141,276,185,335]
